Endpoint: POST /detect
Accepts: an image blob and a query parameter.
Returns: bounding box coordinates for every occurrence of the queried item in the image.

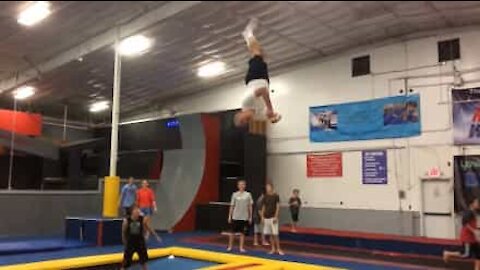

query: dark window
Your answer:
[352,55,370,77]
[438,38,460,62]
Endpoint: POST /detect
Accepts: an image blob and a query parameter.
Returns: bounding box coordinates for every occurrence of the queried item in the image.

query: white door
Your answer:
[421,178,455,239]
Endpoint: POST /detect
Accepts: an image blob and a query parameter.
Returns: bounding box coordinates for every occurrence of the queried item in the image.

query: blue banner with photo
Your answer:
[453,88,480,145]
[310,95,421,142]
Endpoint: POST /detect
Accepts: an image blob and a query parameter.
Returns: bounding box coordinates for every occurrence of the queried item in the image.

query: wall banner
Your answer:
[310,95,421,142]
[307,153,342,178]
[453,88,480,145]
[362,150,387,184]
[454,155,480,212]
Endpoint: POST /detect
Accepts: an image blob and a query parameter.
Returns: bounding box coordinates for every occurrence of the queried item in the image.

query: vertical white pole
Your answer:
[62,105,68,142]
[7,99,17,190]
[109,27,122,177]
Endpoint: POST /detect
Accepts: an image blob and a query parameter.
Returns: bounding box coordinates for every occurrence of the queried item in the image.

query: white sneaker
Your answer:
[246,18,259,33]
[242,18,259,42]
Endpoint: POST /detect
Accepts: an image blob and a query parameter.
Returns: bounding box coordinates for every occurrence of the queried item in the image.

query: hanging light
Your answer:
[17,1,52,26]
[13,86,36,100]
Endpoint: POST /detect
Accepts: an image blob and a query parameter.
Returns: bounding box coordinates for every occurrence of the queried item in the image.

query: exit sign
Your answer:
[426,167,442,178]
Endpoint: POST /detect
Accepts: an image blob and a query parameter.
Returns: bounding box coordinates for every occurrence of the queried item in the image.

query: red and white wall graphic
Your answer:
[307,152,343,178]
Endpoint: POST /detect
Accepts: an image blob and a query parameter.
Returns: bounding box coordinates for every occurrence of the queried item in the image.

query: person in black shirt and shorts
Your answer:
[234,18,282,127]
[121,206,161,270]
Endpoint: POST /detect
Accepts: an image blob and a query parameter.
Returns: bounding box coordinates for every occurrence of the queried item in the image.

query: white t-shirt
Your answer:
[231,191,253,221]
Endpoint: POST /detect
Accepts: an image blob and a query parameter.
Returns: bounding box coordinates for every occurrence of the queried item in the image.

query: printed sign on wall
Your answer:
[362,150,387,184]
[307,153,343,178]
[453,88,480,145]
[309,94,421,142]
[454,155,480,212]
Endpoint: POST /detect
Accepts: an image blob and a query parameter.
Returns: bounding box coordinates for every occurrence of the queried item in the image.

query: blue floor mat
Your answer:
[130,257,217,270]
[0,238,88,255]
[0,232,426,270]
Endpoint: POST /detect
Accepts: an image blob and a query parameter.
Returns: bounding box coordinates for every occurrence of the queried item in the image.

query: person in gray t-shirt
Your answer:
[227,180,253,253]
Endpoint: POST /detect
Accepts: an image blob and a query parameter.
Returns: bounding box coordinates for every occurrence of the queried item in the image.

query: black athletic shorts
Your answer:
[231,220,249,235]
[123,240,148,267]
[290,208,300,222]
[461,243,480,259]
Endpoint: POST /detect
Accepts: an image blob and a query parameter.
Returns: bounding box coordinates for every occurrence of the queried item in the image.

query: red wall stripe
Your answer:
[0,110,42,137]
[173,114,220,231]
[149,151,163,180]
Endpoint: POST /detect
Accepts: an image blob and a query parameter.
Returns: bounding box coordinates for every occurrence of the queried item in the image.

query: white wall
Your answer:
[161,27,480,238]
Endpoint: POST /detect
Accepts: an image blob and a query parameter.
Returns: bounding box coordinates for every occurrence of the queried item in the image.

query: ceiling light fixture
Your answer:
[17,1,52,26]
[117,35,153,56]
[13,86,36,100]
[89,101,109,113]
[197,61,226,78]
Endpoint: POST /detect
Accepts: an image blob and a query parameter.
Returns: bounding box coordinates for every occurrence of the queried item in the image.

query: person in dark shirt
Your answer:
[443,197,480,269]
[253,193,269,246]
[288,189,302,232]
[121,206,161,270]
[261,183,284,255]
[234,18,281,127]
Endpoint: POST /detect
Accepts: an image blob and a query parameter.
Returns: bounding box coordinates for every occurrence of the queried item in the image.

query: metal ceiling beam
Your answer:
[0,1,201,93]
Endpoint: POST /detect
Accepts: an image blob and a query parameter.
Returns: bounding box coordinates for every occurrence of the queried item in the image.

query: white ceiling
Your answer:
[2,1,480,121]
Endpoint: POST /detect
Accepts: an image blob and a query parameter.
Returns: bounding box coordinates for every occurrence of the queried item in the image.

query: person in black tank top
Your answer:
[121,206,161,270]
[234,19,281,127]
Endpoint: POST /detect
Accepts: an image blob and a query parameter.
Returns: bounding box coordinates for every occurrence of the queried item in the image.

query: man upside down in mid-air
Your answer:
[234,18,282,127]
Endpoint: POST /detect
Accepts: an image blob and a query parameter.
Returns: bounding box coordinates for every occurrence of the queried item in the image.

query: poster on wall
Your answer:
[362,150,387,184]
[453,88,480,145]
[454,155,480,212]
[309,94,421,142]
[306,152,342,178]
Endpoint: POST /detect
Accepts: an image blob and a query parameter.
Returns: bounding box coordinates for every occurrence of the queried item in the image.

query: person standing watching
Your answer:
[262,182,284,255]
[119,177,137,216]
[137,180,157,239]
[227,180,253,253]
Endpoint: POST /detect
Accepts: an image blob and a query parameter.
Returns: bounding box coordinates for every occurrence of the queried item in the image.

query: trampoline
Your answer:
[0,247,338,270]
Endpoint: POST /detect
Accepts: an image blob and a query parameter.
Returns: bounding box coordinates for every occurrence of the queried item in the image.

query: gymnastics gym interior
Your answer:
[1,1,480,270]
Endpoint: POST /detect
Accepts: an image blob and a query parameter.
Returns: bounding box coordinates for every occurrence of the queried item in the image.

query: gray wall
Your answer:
[152,115,206,230]
[0,192,101,237]
[280,207,421,236]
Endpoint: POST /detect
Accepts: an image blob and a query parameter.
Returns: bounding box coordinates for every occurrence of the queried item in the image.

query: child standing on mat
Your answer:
[227,179,253,253]
[288,189,302,232]
[121,206,161,270]
[253,192,269,246]
[443,197,480,270]
[262,183,284,255]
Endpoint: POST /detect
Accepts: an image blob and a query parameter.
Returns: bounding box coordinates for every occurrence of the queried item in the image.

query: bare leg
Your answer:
[443,250,462,262]
[239,234,246,252]
[254,88,274,114]
[276,236,284,255]
[227,233,234,251]
[262,234,269,245]
[268,235,276,254]
[475,260,480,270]
[253,233,259,246]
[144,216,151,240]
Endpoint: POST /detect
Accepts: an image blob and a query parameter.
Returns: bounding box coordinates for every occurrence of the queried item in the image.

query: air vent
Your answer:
[352,55,370,77]
[438,38,460,62]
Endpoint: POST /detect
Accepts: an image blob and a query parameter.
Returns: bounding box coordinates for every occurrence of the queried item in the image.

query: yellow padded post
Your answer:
[103,176,120,217]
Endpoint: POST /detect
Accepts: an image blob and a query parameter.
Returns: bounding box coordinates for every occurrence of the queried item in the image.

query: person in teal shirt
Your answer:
[119,177,137,216]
